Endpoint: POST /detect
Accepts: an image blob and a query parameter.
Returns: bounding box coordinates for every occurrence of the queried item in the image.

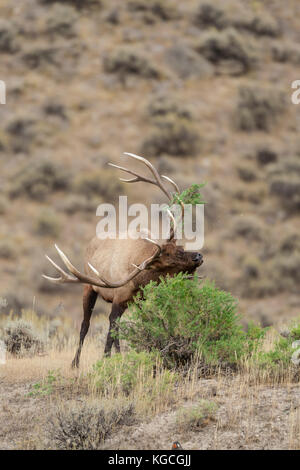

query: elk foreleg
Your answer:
[72,285,98,368]
[104,303,126,356]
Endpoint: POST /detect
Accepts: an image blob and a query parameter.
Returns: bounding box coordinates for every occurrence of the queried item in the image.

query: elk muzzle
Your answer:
[192,252,203,266]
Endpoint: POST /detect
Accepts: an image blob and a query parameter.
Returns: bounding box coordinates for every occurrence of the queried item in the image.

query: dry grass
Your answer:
[1,311,300,450]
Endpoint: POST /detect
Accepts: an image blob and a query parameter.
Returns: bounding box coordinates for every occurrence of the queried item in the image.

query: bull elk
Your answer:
[43,153,203,367]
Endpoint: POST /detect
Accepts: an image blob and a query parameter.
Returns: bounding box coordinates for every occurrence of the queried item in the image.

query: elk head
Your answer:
[145,238,203,274]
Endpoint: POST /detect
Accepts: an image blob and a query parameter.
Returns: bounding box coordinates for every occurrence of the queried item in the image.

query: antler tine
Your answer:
[166,209,177,241]
[143,237,162,254]
[109,153,185,241]
[123,152,173,201]
[108,163,157,185]
[42,255,79,284]
[43,247,109,287]
[161,175,180,194]
[54,245,112,287]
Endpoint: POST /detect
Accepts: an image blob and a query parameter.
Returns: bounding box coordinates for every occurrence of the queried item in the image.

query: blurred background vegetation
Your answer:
[0,0,300,329]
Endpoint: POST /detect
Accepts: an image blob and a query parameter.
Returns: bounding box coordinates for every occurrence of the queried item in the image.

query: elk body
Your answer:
[43,153,203,368]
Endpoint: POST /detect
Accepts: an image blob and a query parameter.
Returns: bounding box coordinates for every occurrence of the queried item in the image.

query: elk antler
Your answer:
[108,152,184,240]
[43,240,162,288]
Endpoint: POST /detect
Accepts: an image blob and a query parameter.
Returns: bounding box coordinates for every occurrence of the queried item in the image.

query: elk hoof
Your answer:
[71,359,79,369]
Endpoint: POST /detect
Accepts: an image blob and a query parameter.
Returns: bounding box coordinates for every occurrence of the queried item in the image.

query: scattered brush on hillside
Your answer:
[40,0,103,9]
[127,0,178,22]
[9,159,70,200]
[103,46,161,82]
[147,96,193,121]
[195,28,258,75]
[46,400,135,450]
[175,399,217,432]
[272,41,300,65]
[0,238,18,260]
[1,319,45,357]
[229,215,265,242]
[194,2,280,37]
[255,146,278,166]
[142,107,200,157]
[34,209,61,238]
[72,169,124,203]
[268,157,300,213]
[0,18,19,53]
[235,85,286,132]
[44,4,79,38]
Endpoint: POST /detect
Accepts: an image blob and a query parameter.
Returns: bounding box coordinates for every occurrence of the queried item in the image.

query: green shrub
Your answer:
[175,399,217,432]
[254,319,300,380]
[236,85,286,132]
[258,337,293,369]
[118,274,265,368]
[170,183,206,206]
[289,320,300,341]
[47,400,134,450]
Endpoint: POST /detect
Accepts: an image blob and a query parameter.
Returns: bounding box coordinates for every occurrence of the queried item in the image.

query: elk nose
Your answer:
[192,253,203,262]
